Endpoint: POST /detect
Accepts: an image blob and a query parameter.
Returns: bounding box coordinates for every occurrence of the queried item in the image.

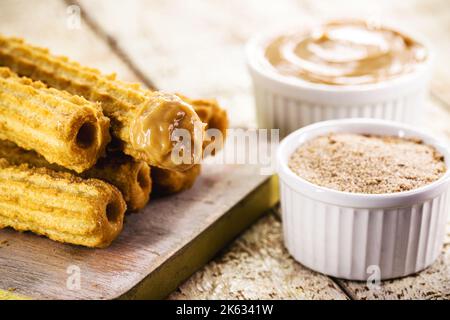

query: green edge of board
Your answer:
[118,174,279,300]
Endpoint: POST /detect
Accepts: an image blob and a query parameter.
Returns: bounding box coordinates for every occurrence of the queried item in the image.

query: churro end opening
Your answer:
[76,122,97,149]
[106,200,121,224]
[137,166,150,191]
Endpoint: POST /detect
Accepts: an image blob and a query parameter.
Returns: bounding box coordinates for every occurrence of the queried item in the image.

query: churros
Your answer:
[0,140,151,212]
[0,159,126,248]
[177,94,228,154]
[131,92,227,197]
[152,165,201,196]
[84,154,151,212]
[178,94,228,138]
[0,67,110,173]
[151,97,228,195]
[0,35,230,249]
[0,35,203,171]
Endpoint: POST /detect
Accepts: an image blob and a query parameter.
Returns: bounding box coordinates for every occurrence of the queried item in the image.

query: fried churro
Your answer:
[151,97,228,195]
[178,95,228,138]
[85,154,151,212]
[0,67,110,173]
[177,94,228,153]
[0,140,151,212]
[152,165,201,196]
[0,159,126,248]
[0,35,203,171]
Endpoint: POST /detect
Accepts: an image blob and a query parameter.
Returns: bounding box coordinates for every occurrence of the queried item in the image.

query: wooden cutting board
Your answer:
[0,0,279,300]
[0,163,278,300]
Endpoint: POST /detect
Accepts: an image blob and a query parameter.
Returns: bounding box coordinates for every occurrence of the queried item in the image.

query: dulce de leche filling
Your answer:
[130,92,204,171]
[264,20,427,85]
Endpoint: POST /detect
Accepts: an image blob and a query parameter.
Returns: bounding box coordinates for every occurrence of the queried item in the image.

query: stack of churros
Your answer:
[0,35,228,248]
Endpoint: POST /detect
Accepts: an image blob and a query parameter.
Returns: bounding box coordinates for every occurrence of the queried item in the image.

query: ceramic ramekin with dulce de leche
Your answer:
[246,20,432,137]
[277,119,450,280]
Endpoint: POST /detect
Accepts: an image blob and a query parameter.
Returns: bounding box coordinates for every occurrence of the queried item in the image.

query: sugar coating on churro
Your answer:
[0,35,203,172]
[87,154,152,212]
[0,140,151,212]
[176,94,228,154]
[0,67,110,173]
[0,159,126,248]
[152,165,201,196]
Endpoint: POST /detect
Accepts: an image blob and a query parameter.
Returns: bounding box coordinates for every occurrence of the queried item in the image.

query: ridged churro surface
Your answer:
[178,94,228,138]
[152,165,201,196]
[177,94,228,154]
[0,67,110,173]
[0,159,126,248]
[86,154,152,212]
[0,35,202,171]
[0,140,151,212]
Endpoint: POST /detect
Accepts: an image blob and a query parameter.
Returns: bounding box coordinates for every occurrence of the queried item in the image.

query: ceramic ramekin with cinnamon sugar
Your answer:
[246,22,433,138]
[277,119,450,280]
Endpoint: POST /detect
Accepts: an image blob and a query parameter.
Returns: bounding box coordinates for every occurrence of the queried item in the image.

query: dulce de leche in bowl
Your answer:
[264,20,428,86]
[246,20,432,137]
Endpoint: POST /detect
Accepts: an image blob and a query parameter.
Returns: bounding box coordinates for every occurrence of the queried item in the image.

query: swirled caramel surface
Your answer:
[130,92,203,171]
[264,20,427,85]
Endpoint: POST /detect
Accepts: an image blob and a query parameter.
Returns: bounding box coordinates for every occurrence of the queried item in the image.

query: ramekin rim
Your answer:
[277,118,450,204]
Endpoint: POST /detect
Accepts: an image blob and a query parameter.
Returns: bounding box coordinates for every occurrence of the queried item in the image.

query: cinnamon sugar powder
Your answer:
[288,133,446,194]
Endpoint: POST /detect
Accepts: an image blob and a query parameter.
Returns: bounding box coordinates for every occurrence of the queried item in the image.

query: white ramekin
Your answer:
[277,119,450,280]
[246,28,433,138]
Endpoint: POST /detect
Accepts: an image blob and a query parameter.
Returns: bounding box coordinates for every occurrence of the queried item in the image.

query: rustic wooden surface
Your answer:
[169,211,348,300]
[0,159,272,299]
[0,0,449,299]
[0,0,275,300]
[169,207,450,300]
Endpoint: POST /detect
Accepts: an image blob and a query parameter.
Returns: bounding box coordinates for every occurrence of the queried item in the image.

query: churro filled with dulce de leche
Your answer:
[176,94,228,152]
[151,96,228,196]
[0,35,204,172]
